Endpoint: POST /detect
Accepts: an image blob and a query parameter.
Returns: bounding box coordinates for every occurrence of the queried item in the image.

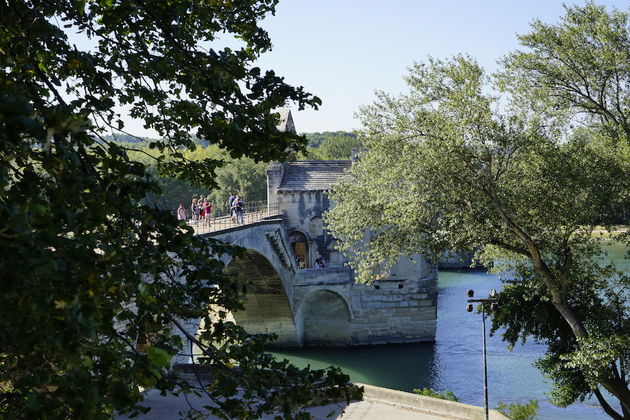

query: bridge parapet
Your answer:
[188,200,281,235]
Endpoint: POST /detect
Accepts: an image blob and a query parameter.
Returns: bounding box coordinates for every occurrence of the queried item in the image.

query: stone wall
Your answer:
[358,383,510,420]
[266,162,284,212]
[275,189,339,268]
[349,276,436,345]
[292,255,437,346]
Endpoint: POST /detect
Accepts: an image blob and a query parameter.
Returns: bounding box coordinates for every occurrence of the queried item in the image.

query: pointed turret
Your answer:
[276,108,296,133]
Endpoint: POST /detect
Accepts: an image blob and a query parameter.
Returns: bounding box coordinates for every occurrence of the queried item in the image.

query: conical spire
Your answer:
[276,108,296,133]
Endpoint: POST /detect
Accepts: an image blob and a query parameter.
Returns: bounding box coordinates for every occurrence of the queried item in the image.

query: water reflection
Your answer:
[272,341,438,392]
[435,268,613,420]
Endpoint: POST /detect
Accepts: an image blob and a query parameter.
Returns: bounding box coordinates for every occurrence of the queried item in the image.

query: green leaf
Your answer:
[146,346,171,368]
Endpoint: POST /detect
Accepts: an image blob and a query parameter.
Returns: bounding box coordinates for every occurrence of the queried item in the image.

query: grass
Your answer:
[591,225,628,239]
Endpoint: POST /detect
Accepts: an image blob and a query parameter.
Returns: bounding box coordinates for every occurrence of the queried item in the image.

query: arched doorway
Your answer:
[297,290,351,346]
[289,230,309,268]
[222,250,299,346]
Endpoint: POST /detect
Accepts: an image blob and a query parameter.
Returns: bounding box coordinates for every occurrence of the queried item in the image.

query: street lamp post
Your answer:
[467,289,498,420]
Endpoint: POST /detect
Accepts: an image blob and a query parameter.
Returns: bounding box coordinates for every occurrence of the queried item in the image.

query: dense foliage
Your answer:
[305,131,357,148]
[496,400,539,420]
[0,1,359,418]
[498,2,630,147]
[326,4,630,418]
[121,144,269,212]
[303,131,362,160]
[108,131,361,213]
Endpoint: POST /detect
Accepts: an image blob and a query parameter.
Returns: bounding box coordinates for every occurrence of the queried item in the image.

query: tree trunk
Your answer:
[601,378,630,418]
[530,254,630,417]
[550,294,588,339]
[490,193,630,417]
[594,388,623,420]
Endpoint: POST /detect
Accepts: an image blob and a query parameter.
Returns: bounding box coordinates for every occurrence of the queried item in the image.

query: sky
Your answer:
[106,0,630,137]
[250,0,630,134]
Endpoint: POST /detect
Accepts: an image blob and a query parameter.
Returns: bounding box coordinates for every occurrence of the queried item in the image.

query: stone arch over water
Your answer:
[223,249,298,346]
[296,290,351,346]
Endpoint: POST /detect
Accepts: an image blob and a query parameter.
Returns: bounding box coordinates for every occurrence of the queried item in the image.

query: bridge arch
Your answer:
[296,290,351,346]
[223,249,298,346]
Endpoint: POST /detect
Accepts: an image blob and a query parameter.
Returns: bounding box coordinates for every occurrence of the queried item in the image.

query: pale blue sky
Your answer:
[252,0,630,134]
[92,1,629,136]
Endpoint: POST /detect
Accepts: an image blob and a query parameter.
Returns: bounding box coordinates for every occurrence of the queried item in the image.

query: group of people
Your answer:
[176,193,246,226]
[296,256,325,269]
[177,195,214,226]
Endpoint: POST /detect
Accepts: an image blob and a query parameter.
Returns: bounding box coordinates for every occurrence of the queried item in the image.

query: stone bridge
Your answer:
[172,159,438,364]
[207,218,300,346]
[173,215,437,364]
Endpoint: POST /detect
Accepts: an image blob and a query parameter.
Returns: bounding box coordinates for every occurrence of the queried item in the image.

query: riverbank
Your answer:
[591,225,628,238]
[116,382,508,420]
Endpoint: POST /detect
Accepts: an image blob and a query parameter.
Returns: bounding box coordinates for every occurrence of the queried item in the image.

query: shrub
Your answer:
[413,388,460,402]
[497,399,539,420]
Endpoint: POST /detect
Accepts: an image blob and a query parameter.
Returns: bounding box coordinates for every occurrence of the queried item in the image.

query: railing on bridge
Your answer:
[185,200,281,234]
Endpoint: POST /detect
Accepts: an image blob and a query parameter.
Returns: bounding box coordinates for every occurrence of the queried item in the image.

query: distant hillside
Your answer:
[104,134,211,146]
[104,131,358,150]
[102,134,150,144]
[302,131,362,160]
[305,131,357,148]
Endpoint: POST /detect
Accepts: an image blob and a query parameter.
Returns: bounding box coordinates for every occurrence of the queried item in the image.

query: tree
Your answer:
[304,132,362,160]
[325,55,630,418]
[498,1,630,227]
[124,144,269,212]
[0,1,358,418]
[498,2,630,145]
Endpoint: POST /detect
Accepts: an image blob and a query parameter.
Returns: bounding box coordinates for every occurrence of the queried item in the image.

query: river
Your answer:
[270,243,628,419]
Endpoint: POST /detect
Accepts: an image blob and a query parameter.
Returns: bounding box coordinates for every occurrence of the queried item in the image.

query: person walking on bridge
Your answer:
[203,200,213,226]
[191,198,200,222]
[232,195,244,225]
[228,193,236,220]
[177,203,186,221]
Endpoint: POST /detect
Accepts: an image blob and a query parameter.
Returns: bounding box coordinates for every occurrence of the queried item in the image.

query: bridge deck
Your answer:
[188,204,281,234]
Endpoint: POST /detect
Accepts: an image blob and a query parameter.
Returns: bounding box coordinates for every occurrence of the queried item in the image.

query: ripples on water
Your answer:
[270,243,628,420]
